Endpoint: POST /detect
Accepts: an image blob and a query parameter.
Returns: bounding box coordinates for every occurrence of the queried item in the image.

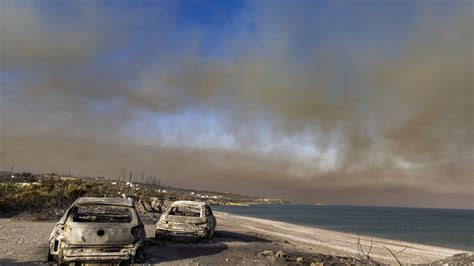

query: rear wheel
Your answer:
[47,249,56,263]
[155,231,164,240]
[123,247,145,265]
[135,247,145,263]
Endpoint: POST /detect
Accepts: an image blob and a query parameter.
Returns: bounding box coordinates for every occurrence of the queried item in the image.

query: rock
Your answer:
[259,250,275,256]
[433,253,474,264]
[275,250,286,258]
[310,262,323,266]
[296,257,304,263]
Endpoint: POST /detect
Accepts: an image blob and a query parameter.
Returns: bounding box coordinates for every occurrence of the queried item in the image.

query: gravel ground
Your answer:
[0,212,470,265]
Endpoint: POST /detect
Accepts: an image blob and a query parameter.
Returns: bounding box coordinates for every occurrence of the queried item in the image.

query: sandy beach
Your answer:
[215,212,470,264]
[0,211,470,265]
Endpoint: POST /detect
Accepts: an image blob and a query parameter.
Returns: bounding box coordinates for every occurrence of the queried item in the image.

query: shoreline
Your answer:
[0,213,471,264]
[214,211,470,264]
[213,204,473,252]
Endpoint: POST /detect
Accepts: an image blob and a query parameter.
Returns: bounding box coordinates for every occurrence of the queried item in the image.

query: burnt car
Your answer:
[47,197,146,263]
[155,201,216,240]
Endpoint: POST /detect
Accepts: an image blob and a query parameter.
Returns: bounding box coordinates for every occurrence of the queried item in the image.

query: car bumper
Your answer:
[156,227,207,239]
[56,243,141,262]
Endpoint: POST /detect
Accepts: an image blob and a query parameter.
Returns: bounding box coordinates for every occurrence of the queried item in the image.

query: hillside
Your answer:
[0,170,288,219]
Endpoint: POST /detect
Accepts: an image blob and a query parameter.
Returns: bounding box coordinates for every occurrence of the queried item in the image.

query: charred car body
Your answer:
[155,201,216,240]
[48,197,145,263]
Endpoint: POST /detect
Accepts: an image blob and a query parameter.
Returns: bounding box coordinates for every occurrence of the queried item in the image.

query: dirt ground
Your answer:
[0,212,469,265]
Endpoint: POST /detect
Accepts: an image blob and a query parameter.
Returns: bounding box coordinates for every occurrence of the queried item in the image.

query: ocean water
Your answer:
[212,204,474,251]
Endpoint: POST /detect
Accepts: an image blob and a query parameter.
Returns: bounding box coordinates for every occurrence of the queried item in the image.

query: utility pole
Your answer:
[117,168,124,183]
[128,171,132,196]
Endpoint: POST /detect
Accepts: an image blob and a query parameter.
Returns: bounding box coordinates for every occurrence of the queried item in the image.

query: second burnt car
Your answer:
[47,197,146,264]
[155,201,216,240]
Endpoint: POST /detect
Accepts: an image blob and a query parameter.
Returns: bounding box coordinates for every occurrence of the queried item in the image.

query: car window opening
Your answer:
[72,205,133,223]
[168,206,201,217]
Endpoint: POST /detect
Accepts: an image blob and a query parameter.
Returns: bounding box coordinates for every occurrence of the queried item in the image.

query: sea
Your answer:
[212,204,474,251]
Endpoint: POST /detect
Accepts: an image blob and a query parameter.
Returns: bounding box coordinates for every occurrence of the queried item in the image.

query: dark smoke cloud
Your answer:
[0,1,472,208]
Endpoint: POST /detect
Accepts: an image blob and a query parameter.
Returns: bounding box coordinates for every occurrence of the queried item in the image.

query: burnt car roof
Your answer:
[170,200,207,207]
[73,197,134,207]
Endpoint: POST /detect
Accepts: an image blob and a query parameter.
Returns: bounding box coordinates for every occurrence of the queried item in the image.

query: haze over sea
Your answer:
[213,204,474,251]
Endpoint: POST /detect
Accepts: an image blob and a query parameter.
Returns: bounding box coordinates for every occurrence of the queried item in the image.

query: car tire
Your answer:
[135,247,145,263]
[47,249,56,263]
[155,231,163,240]
[124,247,144,265]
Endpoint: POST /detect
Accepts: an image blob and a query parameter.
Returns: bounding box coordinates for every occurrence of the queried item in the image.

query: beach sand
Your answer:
[0,212,469,264]
[214,212,469,264]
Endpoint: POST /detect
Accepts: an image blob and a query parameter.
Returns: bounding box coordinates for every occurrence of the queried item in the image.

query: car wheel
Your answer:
[47,249,56,262]
[125,247,145,265]
[121,257,134,266]
[123,253,137,265]
[135,247,145,263]
[155,231,162,240]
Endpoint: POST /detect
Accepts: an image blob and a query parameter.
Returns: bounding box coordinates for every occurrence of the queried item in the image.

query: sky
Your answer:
[0,0,472,208]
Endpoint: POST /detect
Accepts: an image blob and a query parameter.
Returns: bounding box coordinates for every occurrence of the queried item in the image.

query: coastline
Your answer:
[213,204,474,252]
[214,211,470,264]
[0,213,470,264]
